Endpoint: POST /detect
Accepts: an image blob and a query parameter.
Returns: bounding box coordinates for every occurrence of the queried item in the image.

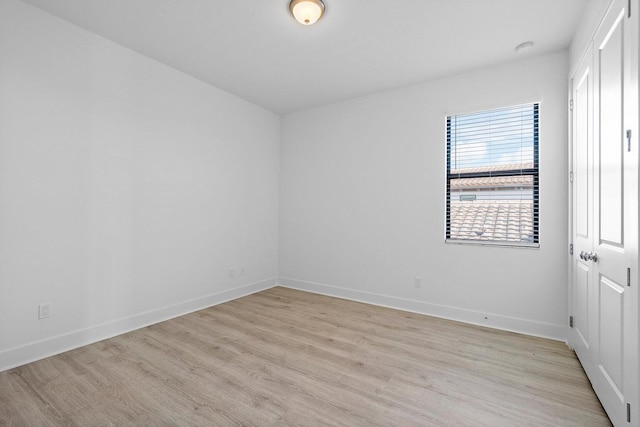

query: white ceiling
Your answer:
[21,0,590,114]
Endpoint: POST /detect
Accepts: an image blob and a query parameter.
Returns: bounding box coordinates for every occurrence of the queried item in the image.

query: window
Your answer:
[446,103,539,246]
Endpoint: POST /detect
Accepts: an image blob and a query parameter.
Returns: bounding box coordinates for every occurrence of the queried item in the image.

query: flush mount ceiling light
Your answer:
[289,0,325,25]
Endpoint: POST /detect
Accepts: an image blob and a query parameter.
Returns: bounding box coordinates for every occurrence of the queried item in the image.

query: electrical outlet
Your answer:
[38,303,51,319]
[240,266,245,275]
[229,269,235,278]
[414,276,422,288]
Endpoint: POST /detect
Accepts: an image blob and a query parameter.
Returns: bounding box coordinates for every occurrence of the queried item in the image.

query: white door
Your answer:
[570,44,595,381]
[570,0,639,425]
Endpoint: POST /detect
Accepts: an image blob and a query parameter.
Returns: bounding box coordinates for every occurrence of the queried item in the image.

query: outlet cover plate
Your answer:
[38,303,51,319]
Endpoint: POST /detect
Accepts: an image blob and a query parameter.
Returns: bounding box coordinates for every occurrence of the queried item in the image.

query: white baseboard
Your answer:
[278,277,567,342]
[0,278,277,373]
[1,276,567,373]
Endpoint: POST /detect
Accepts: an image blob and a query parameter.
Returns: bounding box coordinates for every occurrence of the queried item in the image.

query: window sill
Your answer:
[445,239,540,249]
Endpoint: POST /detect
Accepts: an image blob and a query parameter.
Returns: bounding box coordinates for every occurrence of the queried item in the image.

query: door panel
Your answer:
[575,261,590,348]
[598,275,624,397]
[575,67,591,239]
[598,11,624,247]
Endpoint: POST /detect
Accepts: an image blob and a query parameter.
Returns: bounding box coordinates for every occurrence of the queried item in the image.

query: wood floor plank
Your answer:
[0,287,611,426]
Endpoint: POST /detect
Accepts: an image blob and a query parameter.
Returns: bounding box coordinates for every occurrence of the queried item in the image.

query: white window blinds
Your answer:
[446,103,539,245]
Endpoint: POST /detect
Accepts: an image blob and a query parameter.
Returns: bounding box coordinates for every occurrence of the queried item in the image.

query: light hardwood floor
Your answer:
[0,287,610,426]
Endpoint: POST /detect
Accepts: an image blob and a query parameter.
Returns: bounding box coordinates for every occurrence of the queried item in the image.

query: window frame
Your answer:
[445,103,540,248]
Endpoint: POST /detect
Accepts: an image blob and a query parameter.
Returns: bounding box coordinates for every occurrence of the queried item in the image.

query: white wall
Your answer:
[280,51,569,340]
[0,0,280,371]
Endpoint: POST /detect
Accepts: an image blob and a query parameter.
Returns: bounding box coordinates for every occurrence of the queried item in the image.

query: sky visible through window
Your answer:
[449,104,535,171]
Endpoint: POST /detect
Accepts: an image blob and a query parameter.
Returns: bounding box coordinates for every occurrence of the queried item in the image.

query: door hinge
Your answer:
[569,99,574,111]
[628,402,631,423]
[569,243,574,255]
[569,171,574,183]
[627,268,631,287]
[627,129,632,152]
[569,315,574,328]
